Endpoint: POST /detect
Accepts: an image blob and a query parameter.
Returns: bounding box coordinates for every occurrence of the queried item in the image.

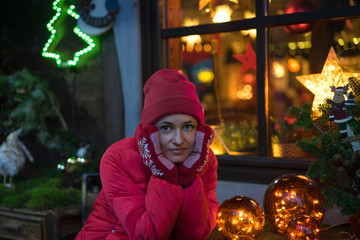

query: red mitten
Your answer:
[138,124,179,184]
[178,123,214,186]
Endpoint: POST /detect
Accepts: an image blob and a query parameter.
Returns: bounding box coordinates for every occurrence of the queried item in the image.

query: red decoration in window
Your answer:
[232,42,256,74]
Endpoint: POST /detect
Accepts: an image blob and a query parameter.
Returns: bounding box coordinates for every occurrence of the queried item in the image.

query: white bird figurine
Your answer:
[0,128,34,187]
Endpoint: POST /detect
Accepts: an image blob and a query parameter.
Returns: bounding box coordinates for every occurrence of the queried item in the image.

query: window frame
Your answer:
[141,1,360,184]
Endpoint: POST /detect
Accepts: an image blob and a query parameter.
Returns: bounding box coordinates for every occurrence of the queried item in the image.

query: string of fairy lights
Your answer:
[42,0,96,68]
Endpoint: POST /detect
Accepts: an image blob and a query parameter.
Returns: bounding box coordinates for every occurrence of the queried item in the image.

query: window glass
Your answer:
[269,0,353,16]
[269,17,360,157]
[160,0,360,158]
[166,31,258,155]
[162,0,256,29]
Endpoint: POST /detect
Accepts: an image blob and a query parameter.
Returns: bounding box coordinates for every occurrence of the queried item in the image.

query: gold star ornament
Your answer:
[296,47,358,113]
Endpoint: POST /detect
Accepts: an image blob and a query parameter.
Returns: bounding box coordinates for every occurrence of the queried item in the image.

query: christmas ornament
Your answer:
[42,0,96,67]
[0,128,34,187]
[263,174,324,234]
[296,47,356,113]
[286,215,321,240]
[233,42,257,74]
[76,0,119,36]
[327,84,360,151]
[284,0,316,34]
[217,195,265,240]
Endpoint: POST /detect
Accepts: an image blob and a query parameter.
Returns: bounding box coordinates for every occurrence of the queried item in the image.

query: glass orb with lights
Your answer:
[216,196,265,240]
[263,174,324,234]
[286,215,321,240]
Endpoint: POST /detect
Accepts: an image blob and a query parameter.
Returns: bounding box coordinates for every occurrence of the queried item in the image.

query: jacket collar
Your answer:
[133,122,143,152]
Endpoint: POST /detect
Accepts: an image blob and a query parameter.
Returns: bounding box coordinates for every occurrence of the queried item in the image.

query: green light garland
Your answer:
[42,0,96,67]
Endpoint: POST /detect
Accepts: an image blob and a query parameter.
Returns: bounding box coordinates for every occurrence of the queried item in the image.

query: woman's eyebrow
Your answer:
[184,120,195,124]
[158,121,173,125]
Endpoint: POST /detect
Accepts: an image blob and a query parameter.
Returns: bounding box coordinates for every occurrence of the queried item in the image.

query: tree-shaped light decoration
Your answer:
[217,195,265,240]
[42,0,96,68]
[263,174,324,235]
[296,47,357,113]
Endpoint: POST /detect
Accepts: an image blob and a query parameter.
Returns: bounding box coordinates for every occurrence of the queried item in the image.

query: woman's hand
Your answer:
[138,124,179,184]
[178,123,214,186]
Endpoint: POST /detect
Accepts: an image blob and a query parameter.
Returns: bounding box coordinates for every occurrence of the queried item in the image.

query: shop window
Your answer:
[157,0,360,162]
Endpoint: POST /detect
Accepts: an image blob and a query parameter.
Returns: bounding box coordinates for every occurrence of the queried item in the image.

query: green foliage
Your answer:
[290,94,360,217]
[215,121,258,152]
[288,102,314,131]
[323,187,360,216]
[0,184,17,202]
[0,169,81,211]
[348,76,360,99]
[26,187,80,211]
[0,69,73,153]
[2,193,27,209]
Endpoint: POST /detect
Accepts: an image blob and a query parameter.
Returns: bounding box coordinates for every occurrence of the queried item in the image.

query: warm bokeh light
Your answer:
[273,61,286,78]
[242,10,257,39]
[263,174,324,234]
[286,215,321,240]
[244,73,255,84]
[217,196,265,240]
[203,43,212,52]
[181,18,202,50]
[198,68,214,84]
[213,5,232,23]
[237,84,253,100]
[287,58,301,73]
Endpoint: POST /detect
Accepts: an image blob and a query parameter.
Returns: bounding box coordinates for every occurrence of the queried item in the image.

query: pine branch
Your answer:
[348,76,360,99]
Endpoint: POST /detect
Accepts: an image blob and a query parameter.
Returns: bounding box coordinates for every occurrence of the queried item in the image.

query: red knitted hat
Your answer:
[141,69,204,126]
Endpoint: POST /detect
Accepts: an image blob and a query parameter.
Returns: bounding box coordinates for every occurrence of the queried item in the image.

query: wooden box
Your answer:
[0,205,81,240]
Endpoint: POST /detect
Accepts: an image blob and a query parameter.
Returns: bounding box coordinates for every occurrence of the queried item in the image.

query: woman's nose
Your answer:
[172,129,184,145]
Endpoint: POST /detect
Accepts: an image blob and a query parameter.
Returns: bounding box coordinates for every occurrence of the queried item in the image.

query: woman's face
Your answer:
[154,114,198,164]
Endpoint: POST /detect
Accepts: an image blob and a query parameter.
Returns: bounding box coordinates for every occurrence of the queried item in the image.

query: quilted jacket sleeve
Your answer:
[173,149,219,239]
[100,145,184,240]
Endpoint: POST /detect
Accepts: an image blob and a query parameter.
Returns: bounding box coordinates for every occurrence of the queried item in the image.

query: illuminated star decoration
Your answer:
[42,0,96,68]
[233,42,257,74]
[296,47,358,113]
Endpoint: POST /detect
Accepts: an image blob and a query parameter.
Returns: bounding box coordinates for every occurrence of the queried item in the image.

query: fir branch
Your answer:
[348,76,360,99]
[288,102,314,130]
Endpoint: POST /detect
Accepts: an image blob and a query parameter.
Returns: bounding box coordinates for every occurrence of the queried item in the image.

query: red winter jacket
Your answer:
[75,124,219,240]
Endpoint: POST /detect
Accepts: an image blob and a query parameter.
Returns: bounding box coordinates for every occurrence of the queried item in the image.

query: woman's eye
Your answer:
[160,125,170,131]
[184,124,194,131]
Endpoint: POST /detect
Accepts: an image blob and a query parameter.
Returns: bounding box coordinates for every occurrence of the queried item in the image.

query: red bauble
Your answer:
[284,0,316,34]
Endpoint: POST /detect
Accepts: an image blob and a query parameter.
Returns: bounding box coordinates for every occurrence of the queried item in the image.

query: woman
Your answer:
[75,69,219,239]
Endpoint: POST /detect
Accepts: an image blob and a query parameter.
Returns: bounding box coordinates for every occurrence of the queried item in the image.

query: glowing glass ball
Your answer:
[263,174,324,234]
[286,215,321,240]
[216,196,265,240]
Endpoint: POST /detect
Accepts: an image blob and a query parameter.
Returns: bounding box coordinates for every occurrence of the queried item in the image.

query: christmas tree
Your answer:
[289,76,360,217]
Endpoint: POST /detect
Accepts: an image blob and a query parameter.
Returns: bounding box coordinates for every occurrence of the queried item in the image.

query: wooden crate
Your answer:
[0,205,81,240]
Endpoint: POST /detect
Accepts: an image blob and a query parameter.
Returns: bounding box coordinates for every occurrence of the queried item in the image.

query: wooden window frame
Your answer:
[140,0,360,184]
